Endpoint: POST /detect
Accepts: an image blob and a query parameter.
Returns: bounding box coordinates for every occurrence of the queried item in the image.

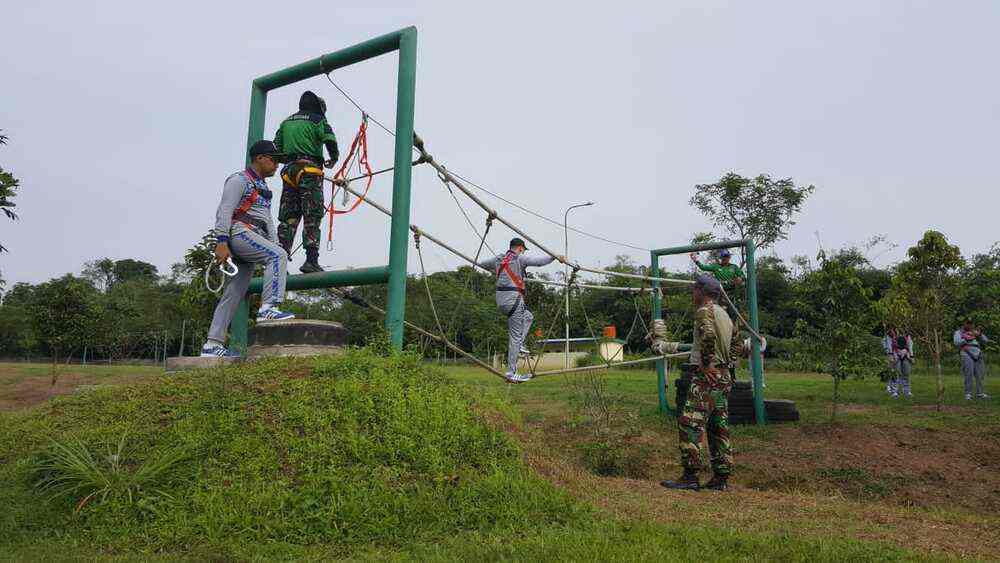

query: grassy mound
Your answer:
[0,347,582,559]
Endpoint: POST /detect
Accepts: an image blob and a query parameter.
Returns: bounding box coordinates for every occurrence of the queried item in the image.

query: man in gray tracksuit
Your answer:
[953,318,990,400]
[479,238,563,382]
[201,140,295,358]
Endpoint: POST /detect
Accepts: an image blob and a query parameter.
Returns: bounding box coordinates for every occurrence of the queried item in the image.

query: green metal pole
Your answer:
[651,252,671,416]
[651,239,745,256]
[231,299,249,355]
[230,83,268,354]
[384,28,417,349]
[247,265,390,294]
[745,239,766,425]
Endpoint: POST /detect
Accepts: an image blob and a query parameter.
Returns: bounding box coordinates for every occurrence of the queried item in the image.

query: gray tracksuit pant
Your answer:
[889,356,913,395]
[479,251,555,374]
[960,351,986,396]
[497,290,533,373]
[207,226,288,345]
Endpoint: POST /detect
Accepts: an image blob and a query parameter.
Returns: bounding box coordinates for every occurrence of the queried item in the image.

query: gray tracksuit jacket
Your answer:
[479,251,555,293]
[214,168,277,243]
[953,329,988,361]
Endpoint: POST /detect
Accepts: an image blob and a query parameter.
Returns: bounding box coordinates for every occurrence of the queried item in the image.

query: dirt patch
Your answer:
[740,423,1000,516]
[509,413,1000,560]
[0,370,150,411]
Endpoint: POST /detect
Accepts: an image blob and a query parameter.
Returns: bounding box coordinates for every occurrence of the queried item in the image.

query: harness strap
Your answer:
[281,164,324,188]
[497,251,525,295]
[327,116,373,250]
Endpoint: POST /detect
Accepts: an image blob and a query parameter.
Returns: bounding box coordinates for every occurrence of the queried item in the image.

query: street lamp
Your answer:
[564,201,595,368]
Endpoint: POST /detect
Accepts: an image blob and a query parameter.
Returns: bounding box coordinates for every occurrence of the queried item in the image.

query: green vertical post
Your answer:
[651,253,671,415]
[231,300,249,355]
[745,239,766,425]
[230,83,268,354]
[384,28,417,349]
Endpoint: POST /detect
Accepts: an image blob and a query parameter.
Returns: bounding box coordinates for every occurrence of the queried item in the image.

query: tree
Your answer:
[690,172,814,251]
[954,243,1000,340]
[82,258,116,292]
[880,231,964,410]
[0,131,20,254]
[29,275,100,369]
[793,249,883,421]
[112,259,158,285]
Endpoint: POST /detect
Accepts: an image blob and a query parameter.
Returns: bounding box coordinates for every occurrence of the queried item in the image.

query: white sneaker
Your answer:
[890,392,899,399]
[965,393,973,401]
[505,371,529,383]
[904,392,913,398]
[978,393,991,400]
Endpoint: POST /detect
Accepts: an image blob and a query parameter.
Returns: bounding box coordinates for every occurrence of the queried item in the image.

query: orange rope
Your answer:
[327,116,374,249]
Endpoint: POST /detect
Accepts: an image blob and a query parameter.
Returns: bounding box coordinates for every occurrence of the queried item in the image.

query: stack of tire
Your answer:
[674,370,800,424]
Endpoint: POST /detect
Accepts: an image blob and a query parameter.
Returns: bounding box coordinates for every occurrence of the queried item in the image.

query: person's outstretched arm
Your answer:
[520,254,557,267]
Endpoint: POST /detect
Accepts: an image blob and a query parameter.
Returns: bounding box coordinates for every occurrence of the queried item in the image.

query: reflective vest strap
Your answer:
[498,251,525,294]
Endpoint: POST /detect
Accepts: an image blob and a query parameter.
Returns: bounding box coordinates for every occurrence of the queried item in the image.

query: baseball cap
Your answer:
[248,140,288,163]
[719,248,732,258]
[509,237,529,250]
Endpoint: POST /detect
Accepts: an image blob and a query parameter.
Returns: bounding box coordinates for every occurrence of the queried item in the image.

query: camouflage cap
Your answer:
[694,274,722,299]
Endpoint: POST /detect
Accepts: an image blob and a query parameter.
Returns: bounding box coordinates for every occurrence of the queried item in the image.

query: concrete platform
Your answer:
[247,344,343,359]
[166,320,347,371]
[250,319,347,348]
[165,356,241,372]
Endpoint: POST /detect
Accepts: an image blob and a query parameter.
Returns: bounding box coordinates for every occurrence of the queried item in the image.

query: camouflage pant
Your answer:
[677,376,733,476]
[277,162,325,254]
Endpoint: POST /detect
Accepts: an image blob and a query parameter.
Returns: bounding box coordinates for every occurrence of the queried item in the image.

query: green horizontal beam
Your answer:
[253,27,413,92]
[652,239,747,257]
[247,265,390,294]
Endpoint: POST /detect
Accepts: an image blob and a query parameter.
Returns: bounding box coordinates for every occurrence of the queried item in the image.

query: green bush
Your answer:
[0,347,584,558]
[580,440,650,479]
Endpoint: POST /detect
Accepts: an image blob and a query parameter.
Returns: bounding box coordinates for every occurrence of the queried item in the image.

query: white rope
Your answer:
[533,352,690,377]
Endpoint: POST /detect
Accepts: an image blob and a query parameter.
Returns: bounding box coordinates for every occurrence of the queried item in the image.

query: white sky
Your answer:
[2,0,998,283]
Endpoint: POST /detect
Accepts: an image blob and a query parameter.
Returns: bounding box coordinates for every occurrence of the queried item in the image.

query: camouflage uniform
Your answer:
[678,302,744,476]
[276,162,325,254]
[273,91,338,267]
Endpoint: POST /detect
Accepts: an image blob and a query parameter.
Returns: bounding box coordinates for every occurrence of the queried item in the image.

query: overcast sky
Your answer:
[2,1,998,285]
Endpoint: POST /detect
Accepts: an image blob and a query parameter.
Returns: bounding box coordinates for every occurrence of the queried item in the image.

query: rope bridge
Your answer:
[274,75,770,380]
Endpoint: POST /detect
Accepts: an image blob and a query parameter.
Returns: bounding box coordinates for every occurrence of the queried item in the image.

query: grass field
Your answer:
[0,356,997,561]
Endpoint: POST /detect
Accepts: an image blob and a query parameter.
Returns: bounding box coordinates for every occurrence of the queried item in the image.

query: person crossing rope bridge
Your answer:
[478,238,566,383]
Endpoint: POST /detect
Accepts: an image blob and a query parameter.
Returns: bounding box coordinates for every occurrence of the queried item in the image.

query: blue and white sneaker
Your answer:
[257,306,295,322]
[504,371,533,383]
[200,343,240,358]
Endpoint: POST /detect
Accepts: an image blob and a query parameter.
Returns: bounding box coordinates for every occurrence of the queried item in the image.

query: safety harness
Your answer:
[496,250,526,295]
[326,116,373,250]
[281,161,325,188]
[231,168,271,234]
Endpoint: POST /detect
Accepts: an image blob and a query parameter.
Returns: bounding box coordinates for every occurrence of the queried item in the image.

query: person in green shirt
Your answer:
[274,91,339,273]
[690,248,744,286]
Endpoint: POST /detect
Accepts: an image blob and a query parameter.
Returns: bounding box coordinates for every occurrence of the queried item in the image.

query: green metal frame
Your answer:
[229,27,418,353]
[650,239,766,425]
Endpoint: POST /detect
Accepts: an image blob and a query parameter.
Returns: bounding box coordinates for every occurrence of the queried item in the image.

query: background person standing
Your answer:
[883,326,914,398]
[954,319,990,400]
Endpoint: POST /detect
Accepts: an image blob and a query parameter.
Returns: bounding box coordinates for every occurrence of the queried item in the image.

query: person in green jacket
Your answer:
[274,90,339,273]
[690,248,745,286]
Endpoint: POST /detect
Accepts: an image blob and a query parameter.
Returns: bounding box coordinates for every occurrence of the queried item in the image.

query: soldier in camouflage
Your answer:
[274,91,339,273]
[654,274,746,492]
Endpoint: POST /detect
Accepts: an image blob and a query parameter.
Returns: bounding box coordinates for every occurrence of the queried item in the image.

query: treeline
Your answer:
[1,231,997,369]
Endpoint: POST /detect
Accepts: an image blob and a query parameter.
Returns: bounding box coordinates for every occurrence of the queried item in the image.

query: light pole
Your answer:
[564,201,595,368]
